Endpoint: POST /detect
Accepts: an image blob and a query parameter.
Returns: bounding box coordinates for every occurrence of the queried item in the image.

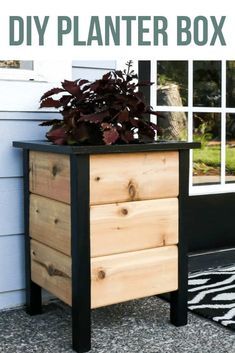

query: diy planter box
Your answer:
[13,140,199,353]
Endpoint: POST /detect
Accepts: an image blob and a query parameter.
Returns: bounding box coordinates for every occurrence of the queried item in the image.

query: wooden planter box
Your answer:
[13,140,199,353]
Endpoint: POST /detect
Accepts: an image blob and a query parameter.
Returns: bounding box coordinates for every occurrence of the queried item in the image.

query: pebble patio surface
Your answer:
[0,297,234,353]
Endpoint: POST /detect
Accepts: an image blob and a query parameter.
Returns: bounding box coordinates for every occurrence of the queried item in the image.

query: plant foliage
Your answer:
[40,61,159,145]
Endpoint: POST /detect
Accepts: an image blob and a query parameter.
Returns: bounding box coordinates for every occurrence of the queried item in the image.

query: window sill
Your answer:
[0,69,47,82]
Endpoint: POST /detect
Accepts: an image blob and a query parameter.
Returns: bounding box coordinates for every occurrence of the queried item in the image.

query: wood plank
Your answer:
[29,151,178,204]
[29,195,178,257]
[29,151,70,203]
[31,240,71,305]
[30,194,71,255]
[91,246,178,308]
[90,198,178,257]
[90,151,179,205]
[30,240,178,308]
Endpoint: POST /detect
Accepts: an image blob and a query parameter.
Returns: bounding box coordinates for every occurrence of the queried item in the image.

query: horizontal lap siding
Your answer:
[0,120,51,178]
[72,61,116,81]
[0,61,116,309]
[0,235,25,293]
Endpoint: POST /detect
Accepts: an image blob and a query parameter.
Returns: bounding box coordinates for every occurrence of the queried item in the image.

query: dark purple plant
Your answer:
[39,61,159,145]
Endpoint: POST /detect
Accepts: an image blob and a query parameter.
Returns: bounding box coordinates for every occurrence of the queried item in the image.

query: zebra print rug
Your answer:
[188,266,235,331]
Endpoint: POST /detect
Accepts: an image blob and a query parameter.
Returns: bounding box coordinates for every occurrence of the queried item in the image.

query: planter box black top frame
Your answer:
[13,140,200,155]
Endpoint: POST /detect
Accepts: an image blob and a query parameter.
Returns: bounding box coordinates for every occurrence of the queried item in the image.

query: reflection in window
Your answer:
[226,61,235,108]
[193,113,221,185]
[157,112,187,141]
[157,61,188,106]
[0,60,33,70]
[193,61,221,107]
[226,114,235,183]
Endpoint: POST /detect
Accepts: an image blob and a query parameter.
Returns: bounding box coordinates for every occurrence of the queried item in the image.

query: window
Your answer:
[0,60,74,83]
[0,60,34,80]
[151,60,235,195]
[0,60,33,70]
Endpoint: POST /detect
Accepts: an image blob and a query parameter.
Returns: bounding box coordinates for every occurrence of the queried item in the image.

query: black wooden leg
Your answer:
[25,281,42,315]
[23,149,42,315]
[170,273,188,326]
[170,149,190,326]
[70,154,91,353]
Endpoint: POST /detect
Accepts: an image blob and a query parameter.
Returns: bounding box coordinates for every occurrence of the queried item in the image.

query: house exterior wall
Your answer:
[0,60,115,309]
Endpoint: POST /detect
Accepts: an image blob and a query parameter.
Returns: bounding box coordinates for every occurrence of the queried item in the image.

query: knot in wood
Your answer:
[121,208,128,216]
[52,165,58,177]
[54,218,59,224]
[128,180,136,199]
[95,176,101,182]
[98,270,106,280]
[48,264,55,276]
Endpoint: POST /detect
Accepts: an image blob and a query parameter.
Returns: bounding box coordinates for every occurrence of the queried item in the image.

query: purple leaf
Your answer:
[59,95,72,107]
[118,110,129,122]
[40,87,65,101]
[102,72,111,80]
[78,79,90,86]
[79,110,109,124]
[101,123,119,145]
[40,98,62,109]
[46,126,68,145]
[39,119,61,126]
[136,80,154,87]
[61,80,81,97]
[120,130,135,143]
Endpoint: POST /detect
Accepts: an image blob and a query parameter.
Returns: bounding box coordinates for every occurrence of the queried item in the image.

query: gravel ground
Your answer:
[0,297,234,353]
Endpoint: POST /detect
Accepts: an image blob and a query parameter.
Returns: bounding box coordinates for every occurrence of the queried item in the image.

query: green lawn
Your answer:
[193,145,235,175]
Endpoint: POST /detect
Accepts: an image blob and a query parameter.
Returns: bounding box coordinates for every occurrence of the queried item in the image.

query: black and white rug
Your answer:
[188,266,235,331]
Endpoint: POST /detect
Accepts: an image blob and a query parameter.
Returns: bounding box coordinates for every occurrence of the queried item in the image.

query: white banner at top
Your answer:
[0,0,234,59]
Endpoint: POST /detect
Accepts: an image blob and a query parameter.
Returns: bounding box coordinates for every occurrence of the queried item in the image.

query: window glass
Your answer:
[157,61,188,106]
[226,113,235,183]
[0,60,33,70]
[226,61,235,108]
[193,61,221,107]
[157,112,188,141]
[193,113,221,185]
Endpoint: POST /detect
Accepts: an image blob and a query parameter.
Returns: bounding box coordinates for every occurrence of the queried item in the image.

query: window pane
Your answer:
[157,61,188,106]
[226,114,235,183]
[0,60,33,70]
[226,61,235,108]
[193,113,221,185]
[193,61,221,107]
[157,112,188,141]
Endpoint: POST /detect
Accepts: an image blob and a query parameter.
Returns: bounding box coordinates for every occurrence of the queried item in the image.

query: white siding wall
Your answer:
[0,61,116,309]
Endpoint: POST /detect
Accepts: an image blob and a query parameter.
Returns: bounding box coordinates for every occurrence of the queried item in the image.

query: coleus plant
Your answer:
[40,61,159,145]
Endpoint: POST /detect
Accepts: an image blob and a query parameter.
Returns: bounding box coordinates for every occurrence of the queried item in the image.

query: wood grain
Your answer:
[90,151,179,205]
[29,151,70,203]
[30,194,71,255]
[91,245,178,308]
[29,194,178,257]
[31,240,178,308]
[31,240,71,305]
[29,151,179,204]
[90,198,178,257]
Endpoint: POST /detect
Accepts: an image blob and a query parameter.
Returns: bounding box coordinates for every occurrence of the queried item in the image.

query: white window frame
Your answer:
[0,61,46,81]
[0,60,72,83]
[150,60,235,196]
